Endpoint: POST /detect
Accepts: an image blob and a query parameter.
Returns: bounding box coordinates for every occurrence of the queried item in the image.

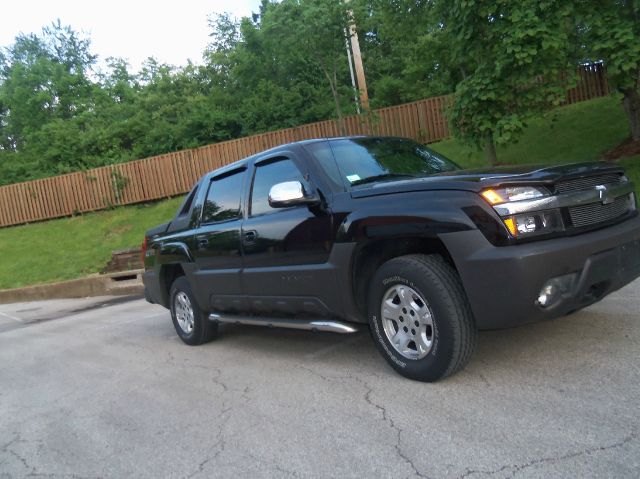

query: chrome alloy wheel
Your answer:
[381,285,434,359]
[174,291,195,334]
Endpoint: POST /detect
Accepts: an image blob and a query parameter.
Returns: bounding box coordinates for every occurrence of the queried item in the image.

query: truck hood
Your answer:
[350,161,625,198]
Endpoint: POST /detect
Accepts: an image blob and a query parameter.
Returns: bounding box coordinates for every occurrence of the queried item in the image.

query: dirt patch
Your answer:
[601,137,640,161]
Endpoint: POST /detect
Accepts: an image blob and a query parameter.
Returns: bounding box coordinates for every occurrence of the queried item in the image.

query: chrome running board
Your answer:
[209,313,359,334]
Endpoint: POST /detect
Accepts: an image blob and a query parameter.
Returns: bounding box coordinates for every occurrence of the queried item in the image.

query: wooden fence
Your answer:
[0,63,609,228]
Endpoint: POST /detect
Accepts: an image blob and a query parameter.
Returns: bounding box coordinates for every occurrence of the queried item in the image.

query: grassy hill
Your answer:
[0,95,637,290]
[430,96,639,182]
[0,198,182,289]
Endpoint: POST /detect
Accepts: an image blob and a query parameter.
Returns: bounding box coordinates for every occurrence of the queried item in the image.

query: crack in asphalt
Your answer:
[295,363,430,479]
[1,433,30,473]
[0,433,99,479]
[183,405,233,479]
[245,451,300,478]
[457,428,638,479]
[176,358,245,479]
[361,381,431,479]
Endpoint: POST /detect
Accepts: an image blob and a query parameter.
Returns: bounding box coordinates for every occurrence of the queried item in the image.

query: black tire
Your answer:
[367,254,476,382]
[169,276,218,345]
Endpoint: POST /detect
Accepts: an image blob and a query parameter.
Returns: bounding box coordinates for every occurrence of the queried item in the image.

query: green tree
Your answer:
[203,2,347,135]
[354,0,454,107]
[578,0,640,141]
[439,0,576,164]
[259,0,355,132]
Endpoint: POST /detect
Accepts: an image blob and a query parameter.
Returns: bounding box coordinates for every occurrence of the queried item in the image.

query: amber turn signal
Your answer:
[502,217,517,236]
[481,189,504,205]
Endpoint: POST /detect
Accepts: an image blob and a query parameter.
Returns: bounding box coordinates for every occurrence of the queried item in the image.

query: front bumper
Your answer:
[440,215,640,329]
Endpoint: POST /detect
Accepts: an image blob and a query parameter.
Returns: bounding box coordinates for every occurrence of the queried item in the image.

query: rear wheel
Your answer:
[367,254,476,382]
[170,276,218,345]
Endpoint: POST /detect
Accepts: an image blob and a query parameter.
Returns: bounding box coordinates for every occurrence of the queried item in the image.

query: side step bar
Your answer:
[209,313,359,334]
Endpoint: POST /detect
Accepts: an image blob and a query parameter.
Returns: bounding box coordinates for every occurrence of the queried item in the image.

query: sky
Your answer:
[0,0,263,71]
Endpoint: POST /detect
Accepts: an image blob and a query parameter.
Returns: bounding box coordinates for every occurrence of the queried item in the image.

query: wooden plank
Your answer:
[0,187,10,226]
[0,188,9,226]
[34,180,50,220]
[13,184,26,224]
[65,174,78,214]
[0,188,12,226]
[43,178,59,218]
[56,175,70,216]
[34,179,48,220]
[4,184,19,225]
[123,163,137,203]
[10,184,25,224]
[78,172,92,212]
[97,167,111,208]
[68,173,81,213]
[50,177,65,217]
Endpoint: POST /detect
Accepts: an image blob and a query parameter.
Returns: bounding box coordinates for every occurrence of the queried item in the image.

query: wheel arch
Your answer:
[350,235,456,318]
[158,263,186,308]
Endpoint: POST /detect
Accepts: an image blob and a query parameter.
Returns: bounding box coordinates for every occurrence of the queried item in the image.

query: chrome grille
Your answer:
[568,195,631,228]
[555,173,623,193]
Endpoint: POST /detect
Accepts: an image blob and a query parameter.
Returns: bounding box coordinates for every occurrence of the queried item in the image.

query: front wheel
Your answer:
[367,254,476,382]
[170,276,218,345]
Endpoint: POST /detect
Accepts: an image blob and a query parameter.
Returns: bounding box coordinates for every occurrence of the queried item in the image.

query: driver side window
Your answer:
[250,158,305,217]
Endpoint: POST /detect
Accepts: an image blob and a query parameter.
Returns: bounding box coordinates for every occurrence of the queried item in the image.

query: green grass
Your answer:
[0,197,183,289]
[430,96,631,168]
[430,94,640,198]
[0,95,637,290]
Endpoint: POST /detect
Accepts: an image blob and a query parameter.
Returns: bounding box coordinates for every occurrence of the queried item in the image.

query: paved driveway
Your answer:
[1,281,639,478]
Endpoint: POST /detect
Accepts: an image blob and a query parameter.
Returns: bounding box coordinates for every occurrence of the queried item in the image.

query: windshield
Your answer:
[318,137,459,188]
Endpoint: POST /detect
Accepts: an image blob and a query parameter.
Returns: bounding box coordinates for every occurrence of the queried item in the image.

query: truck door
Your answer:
[191,167,247,313]
[241,153,335,317]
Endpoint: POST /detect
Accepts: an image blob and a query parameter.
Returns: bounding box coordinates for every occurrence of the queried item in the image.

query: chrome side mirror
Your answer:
[268,181,320,208]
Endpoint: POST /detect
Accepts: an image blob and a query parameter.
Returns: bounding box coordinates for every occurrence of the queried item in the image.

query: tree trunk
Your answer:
[484,132,498,165]
[622,88,640,141]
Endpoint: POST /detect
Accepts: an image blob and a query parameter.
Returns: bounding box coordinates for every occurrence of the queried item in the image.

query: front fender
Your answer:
[336,191,478,242]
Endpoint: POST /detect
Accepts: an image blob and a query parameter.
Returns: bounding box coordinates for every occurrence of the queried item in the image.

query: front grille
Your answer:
[555,173,623,193]
[568,195,631,228]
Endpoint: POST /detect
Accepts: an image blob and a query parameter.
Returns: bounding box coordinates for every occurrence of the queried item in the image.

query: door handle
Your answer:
[197,237,208,249]
[243,230,257,243]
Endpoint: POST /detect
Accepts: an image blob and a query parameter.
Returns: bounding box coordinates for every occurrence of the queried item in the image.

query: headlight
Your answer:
[480,186,560,238]
[481,186,547,205]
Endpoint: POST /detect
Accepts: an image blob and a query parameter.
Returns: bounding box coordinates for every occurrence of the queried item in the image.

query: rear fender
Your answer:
[158,242,194,264]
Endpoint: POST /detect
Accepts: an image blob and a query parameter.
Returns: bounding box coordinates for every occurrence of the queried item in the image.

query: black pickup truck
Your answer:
[142,136,640,381]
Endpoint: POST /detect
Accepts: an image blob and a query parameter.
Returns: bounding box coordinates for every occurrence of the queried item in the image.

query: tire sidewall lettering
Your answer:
[372,314,407,368]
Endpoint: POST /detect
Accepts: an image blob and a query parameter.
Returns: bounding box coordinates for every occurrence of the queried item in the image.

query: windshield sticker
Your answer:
[346,174,361,183]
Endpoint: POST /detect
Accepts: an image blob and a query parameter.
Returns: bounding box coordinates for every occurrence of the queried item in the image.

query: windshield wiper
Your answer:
[350,173,414,186]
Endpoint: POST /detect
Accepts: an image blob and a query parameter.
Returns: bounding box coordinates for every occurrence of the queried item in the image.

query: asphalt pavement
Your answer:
[1,280,639,478]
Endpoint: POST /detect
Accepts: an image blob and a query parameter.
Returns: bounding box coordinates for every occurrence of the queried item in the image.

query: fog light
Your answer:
[536,273,578,309]
[537,283,559,307]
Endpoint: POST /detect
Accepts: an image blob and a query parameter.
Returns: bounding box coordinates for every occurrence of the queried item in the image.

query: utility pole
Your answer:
[345,31,361,114]
[345,2,370,112]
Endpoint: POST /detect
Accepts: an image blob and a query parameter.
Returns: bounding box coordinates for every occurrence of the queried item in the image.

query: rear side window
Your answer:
[177,184,198,217]
[250,158,305,217]
[202,170,244,223]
